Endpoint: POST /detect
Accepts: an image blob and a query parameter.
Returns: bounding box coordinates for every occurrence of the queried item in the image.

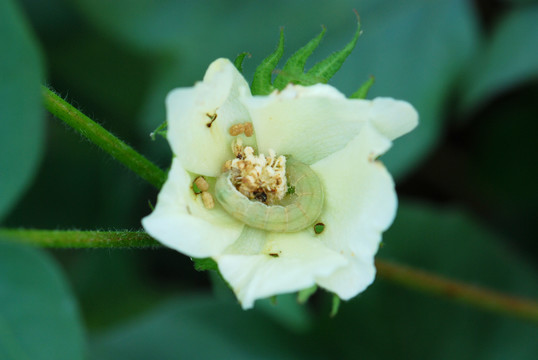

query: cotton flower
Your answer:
[142,58,418,309]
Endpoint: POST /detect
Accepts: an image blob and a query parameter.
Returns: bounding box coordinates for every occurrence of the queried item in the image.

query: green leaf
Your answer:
[233,52,250,73]
[350,75,375,99]
[0,0,44,221]
[0,241,86,359]
[251,29,285,95]
[349,0,479,178]
[90,296,320,359]
[192,257,218,272]
[460,5,538,112]
[273,27,326,89]
[305,21,360,84]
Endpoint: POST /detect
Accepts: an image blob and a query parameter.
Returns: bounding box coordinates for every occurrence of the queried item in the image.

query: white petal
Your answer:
[244,84,364,164]
[166,58,252,176]
[216,228,347,309]
[243,84,418,164]
[142,158,244,258]
[310,123,397,299]
[368,97,419,141]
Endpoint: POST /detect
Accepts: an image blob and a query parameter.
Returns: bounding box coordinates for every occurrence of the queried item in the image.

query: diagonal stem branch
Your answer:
[42,86,167,189]
[375,260,538,323]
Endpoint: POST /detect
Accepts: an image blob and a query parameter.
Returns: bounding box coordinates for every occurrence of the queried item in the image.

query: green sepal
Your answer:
[251,28,285,95]
[305,20,361,84]
[297,285,317,304]
[192,257,218,272]
[233,52,250,73]
[150,120,167,140]
[330,293,341,317]
[350,75,375,99]
[273,26,326,89]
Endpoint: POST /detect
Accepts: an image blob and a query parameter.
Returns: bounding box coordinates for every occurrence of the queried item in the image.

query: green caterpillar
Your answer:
[215,157,324,232]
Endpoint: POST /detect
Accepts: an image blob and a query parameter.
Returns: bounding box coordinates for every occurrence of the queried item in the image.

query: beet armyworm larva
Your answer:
[215,157,324,232]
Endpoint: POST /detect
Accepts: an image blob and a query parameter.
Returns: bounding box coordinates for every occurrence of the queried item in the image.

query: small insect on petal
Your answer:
[201,191,215,209]
[314,222,325,234]
[194,176,210,192]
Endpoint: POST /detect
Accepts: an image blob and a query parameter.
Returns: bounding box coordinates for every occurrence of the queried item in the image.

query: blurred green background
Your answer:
[1,0,537,359]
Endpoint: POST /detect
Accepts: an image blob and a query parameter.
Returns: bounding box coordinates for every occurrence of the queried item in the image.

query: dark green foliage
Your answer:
[0,0,44,221]
[0,241,86,359]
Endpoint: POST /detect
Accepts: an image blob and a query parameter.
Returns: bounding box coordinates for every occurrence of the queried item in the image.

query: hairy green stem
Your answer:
[42,86,167,189]
[0,229,159,248]
[376,260,538,323]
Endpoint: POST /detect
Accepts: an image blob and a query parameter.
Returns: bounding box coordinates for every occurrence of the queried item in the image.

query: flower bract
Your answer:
[142,58,418,309]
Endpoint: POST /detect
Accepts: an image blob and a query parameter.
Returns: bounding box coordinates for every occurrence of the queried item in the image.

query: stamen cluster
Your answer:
[223,139,287,205]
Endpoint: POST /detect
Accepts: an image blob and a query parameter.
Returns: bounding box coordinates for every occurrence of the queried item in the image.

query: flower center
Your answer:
[222,139,287,205]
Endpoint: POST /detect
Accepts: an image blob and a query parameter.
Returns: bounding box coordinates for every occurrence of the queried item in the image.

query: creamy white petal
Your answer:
[243,84,418,164]
[244,84,366,164]
[368,97,419,140]
[216,228,347,309]
[142,158,244,258]
[166,58,252,177]
[310,123,396,298]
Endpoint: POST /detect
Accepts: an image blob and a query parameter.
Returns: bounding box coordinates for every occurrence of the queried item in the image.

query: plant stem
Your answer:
[375,260,538,323]
[41,86,167,189]
[0,229,159,248]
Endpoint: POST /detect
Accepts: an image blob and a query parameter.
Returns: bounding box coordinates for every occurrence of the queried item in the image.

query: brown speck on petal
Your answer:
[206,113,217,128]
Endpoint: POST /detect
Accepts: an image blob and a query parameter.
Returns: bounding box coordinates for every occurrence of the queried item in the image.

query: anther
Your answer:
[243,122,254,137]
[194,176,209,192]
[201,191,215,209]
[229,123,245,136]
